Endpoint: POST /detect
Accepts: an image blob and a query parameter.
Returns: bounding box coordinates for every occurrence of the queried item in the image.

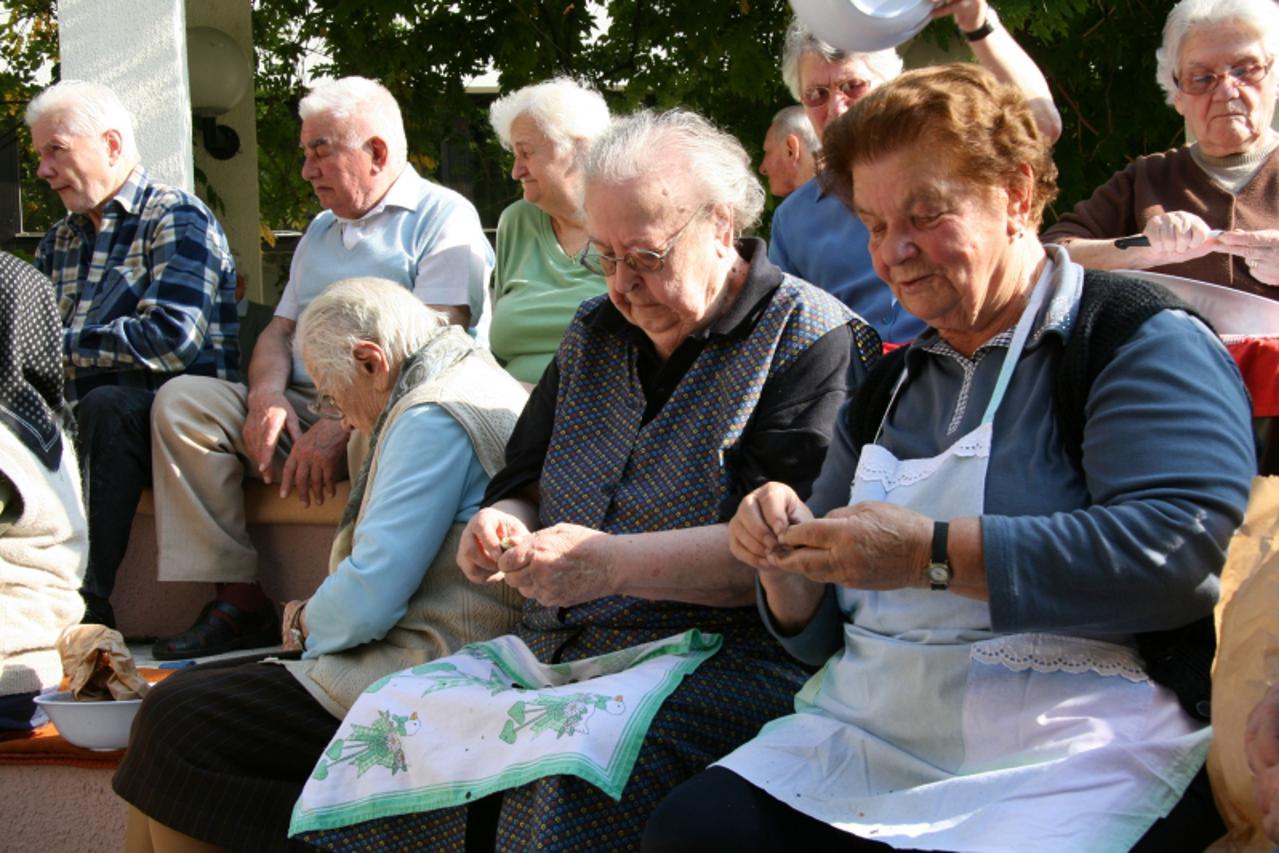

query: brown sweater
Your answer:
[1043,145,1279,299]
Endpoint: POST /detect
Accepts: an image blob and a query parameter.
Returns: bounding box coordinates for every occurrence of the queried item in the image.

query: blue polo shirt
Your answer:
[768,178,925,344]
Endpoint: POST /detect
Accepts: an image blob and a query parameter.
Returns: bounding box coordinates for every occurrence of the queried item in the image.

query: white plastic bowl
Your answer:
[789,0,933,52]
[34,689,146,751]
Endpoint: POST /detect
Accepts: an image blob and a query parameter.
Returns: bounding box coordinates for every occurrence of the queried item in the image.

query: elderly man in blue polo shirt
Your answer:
[26,80,240,630]
[770,0,1062,344]
[146,76,494,659]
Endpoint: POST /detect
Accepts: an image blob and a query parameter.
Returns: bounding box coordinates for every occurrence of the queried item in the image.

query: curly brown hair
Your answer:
[819,63,1058,229]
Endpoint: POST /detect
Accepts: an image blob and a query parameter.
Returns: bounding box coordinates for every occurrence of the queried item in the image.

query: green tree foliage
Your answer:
[3,0,1188,232]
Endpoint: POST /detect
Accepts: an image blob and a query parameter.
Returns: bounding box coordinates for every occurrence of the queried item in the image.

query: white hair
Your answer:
[489,77,611,163]
[769,105,820,154]
[296,277,447,391]
[298,77,408,170]
[24,80,140,164]
[585,108,766,233]
[1156,0,1279,104]
[780,17,903,102]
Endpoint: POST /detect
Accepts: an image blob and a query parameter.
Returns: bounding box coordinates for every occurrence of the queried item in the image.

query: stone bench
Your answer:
[114,480,350,638]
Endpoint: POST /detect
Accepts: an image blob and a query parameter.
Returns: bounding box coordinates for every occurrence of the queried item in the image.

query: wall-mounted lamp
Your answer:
[187,26,251,160]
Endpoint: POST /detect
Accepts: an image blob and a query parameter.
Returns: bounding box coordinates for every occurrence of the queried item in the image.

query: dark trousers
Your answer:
[643,765,1225,853]
[76,385,155,600]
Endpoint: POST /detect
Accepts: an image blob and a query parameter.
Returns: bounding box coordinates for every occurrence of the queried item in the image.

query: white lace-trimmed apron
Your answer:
[715,266,1210,853]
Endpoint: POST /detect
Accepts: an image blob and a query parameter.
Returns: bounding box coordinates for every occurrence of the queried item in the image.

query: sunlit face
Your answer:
[853,145,1028,347]
[299,114,383,219]
[759,126,800,197]
[1174,22,1277,157]
[798,52,881,139]
[509,113,581,215]
[584,176,735,359]
[31,116,123,217]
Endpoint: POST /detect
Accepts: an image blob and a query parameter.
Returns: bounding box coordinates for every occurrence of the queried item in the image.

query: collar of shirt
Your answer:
[336,165,423,249]
[906,245,1079,371]
[66,164,149,236]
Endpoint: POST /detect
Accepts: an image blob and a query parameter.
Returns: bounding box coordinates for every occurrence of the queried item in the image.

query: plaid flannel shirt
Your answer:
[35,166,240,402]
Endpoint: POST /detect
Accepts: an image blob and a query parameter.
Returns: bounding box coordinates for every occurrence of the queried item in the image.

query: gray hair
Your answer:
[1156,0,1279,104]
[296,277,447,391]
[780,17,904,102]
[25,80,140,164]
[489,77,611,163]
[584,108,766,233]
[769,105,820,154]
[299,77,408,170]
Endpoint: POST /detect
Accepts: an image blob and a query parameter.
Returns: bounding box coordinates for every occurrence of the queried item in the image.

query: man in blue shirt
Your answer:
[770,0,1062,344]
[26,80,240,629]
[146,77,494,659]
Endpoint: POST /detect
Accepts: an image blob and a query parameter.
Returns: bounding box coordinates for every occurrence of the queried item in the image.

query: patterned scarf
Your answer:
[336,325,480,531]
[0,252,70,471]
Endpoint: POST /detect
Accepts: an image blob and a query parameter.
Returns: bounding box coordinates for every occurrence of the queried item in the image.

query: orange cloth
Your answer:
[0,668,172,768]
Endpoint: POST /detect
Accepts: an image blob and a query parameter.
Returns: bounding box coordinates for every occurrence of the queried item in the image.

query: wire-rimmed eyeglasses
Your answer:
[307,394,344,420]
[1174,59,1274,95]
[579,204,708,277]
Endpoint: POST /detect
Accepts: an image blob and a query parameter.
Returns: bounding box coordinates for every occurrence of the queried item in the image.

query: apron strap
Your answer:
[980,262,1055,426]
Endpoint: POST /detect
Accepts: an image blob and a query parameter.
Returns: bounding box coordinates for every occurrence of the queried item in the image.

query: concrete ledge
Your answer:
[114,481,350,638]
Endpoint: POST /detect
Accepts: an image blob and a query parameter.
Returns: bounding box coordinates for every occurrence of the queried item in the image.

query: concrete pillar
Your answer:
[57,0,193,190]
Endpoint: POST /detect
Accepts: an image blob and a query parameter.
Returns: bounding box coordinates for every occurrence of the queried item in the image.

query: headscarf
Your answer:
[0,252,70,471]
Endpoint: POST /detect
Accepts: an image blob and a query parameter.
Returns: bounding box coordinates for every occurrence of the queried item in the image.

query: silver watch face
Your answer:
[926,562,952,586]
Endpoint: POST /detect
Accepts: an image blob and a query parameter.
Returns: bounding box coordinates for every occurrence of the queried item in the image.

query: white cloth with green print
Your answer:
[289,629,722,836]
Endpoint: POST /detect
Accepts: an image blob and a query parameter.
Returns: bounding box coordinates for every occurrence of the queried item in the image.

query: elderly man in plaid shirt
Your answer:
[26,80,240,630]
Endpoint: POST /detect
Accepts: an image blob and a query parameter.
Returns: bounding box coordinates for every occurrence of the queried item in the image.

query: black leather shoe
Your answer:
[81,592,116,629]
[151,599,281,660]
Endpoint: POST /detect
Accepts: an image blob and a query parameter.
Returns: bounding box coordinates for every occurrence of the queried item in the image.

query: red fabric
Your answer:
[1227,337,1279,417]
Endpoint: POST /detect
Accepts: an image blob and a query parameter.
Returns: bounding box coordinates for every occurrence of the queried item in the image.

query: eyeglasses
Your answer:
[800,78,871,108]
[307,394,344,420]
[579,204,707,277]
[1174,59,1274,95]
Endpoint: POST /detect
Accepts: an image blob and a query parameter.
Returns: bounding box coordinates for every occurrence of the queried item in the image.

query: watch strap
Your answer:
[931,520,950,566]
[927,521,952,591]
[962,6,999,42]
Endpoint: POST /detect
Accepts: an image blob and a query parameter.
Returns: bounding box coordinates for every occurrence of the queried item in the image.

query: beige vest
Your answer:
[284,347,526,717]
[0,428,87,696]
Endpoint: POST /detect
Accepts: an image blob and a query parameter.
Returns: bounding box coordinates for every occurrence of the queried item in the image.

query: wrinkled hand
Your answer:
[495,523,614,607]
[1246,682,1279,842]
[242,391,301,484]
[768,501,932,589]
[1214,229,1279,286]
[1141,211,1219,261]
[929,0,986,31]
[458,508,531,584]
[728,482,814,573]
[279,418,350,506]
[281,599,307,652]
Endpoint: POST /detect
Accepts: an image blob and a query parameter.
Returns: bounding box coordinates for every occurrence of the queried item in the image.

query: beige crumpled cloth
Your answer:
[56,624,151,701]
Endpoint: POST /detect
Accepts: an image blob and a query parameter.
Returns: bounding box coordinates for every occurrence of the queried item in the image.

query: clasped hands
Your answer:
[243,391,350,507]
[458,508,616,607]
[1138,211,1279,285]
[728,482,932,589]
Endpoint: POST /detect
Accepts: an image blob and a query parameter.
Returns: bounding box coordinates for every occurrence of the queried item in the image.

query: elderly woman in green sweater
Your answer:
[1044,0,1279,296]
[488,77,612,385]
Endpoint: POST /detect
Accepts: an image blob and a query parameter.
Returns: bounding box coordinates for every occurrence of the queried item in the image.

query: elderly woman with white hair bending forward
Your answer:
[296,108,880,852]
[488,77,611,385]
[112,278,527,852]
[1046,0,1279,296]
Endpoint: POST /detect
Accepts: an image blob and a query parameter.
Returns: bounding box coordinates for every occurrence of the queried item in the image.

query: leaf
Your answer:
[499,720,517,744]
[326,740,345,761]
[312,760,329,781]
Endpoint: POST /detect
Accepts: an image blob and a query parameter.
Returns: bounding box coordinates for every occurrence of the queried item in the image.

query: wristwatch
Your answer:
[962,5,1000,42]
[925,521,953,591]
